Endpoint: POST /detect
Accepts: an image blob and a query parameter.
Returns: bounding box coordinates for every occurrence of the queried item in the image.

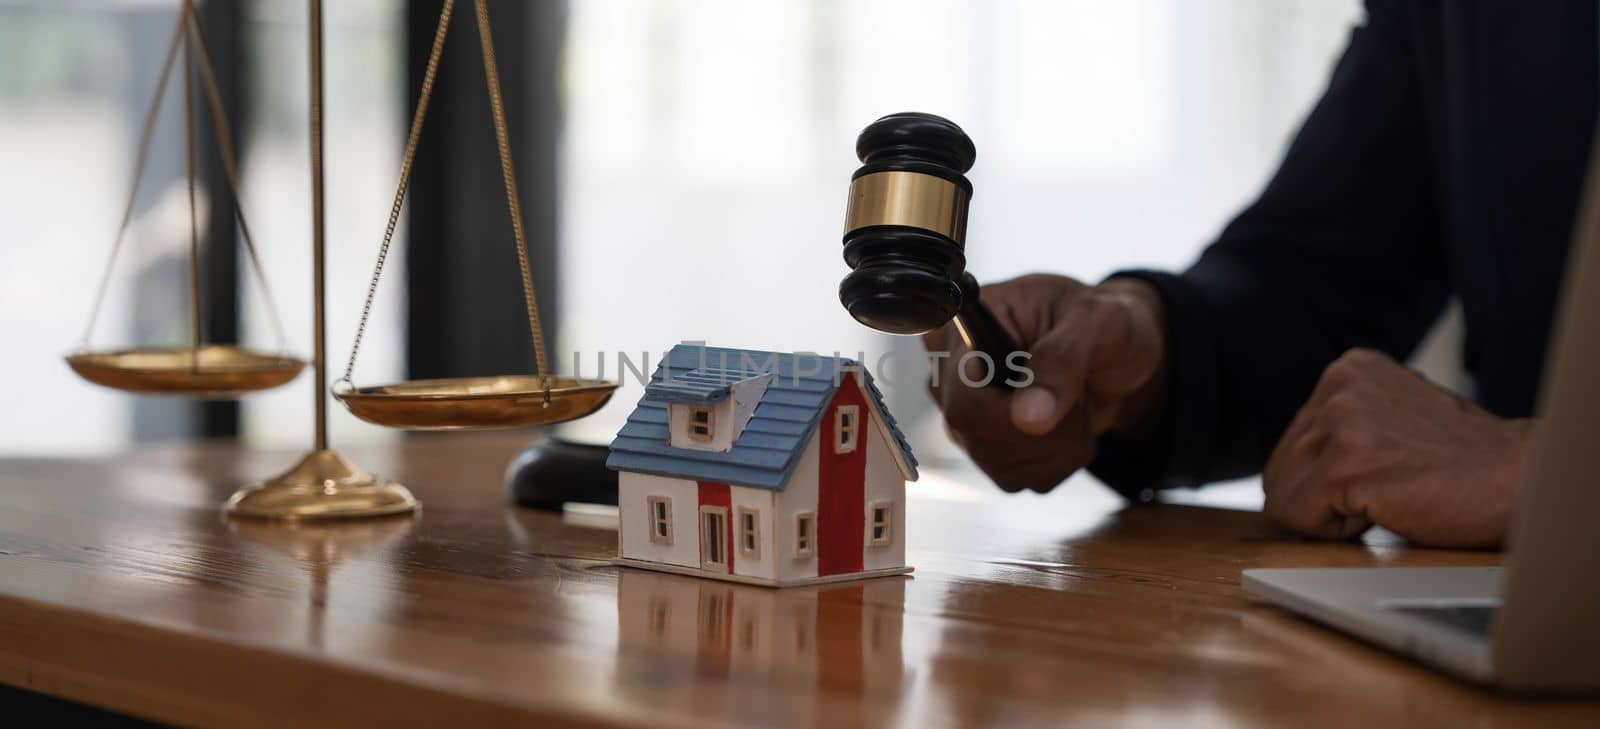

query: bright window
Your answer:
[869,501,892,546]
[794,512,815,558]
[648,496,673,544]
[834,405,860,454]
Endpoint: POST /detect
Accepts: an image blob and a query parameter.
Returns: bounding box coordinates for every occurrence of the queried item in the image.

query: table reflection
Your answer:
[226,514,416,648]
[225,515,416,577]
[616,569,911,725]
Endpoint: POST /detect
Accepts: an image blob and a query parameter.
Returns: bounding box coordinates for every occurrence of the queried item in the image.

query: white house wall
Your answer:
[862,413,907,572]
[775,435,821,584]
[729,485,776,581]
[618,472,699,569]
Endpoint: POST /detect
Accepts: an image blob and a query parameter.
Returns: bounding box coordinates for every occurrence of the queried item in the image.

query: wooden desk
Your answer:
[0,434,1593,728]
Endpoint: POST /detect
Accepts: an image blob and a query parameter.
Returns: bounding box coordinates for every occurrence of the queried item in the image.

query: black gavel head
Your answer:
[839,112,977,335]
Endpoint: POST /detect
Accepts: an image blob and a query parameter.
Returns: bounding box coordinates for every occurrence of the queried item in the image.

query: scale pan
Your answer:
[66,345,305,397]
[334,375,618,430]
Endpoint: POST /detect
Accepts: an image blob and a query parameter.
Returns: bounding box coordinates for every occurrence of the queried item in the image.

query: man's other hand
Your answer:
[1263,348,1531,547]
[923,274,1168,493]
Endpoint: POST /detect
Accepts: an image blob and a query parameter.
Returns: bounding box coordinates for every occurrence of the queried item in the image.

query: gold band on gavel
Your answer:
[844,171,970,246]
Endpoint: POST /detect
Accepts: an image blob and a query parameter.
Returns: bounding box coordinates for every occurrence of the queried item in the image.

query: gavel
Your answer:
[840,112,1019,388]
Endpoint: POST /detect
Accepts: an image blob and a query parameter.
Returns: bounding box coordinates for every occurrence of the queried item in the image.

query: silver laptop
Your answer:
[1243,142,1600,691]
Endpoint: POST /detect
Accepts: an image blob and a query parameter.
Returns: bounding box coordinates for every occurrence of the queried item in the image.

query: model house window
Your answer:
[689,407,714,442]
[869,501,892,546]
[648,496,673,545]
[794,512,815,558]
[738,507,761,558]
[834,405,860,454]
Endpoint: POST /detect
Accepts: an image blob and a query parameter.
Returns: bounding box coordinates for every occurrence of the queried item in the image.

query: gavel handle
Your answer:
[953,273,1020,390]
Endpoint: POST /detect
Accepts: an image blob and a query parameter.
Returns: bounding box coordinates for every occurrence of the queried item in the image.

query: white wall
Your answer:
[730,485,777,581]
[861,412,908,572]
[618,472,700,569]
[775,435,822,584]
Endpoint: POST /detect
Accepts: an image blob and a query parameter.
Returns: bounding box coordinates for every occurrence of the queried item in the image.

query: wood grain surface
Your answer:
[0,433,1593,728]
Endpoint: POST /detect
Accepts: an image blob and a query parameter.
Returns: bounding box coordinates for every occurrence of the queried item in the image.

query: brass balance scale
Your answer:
[69,0,616,520]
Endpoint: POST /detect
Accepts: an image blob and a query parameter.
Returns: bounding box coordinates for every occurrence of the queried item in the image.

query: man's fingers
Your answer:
[1086,396,1120,436]
[1265,466,1356,540]
[963,417,1096,493]
[1007,306,1096,436]
[918,274,1140,496]
[1265,410,1374,542]
[1264,392,1320,489]
[1266,415,1329,490]
[1011,387,1067,435]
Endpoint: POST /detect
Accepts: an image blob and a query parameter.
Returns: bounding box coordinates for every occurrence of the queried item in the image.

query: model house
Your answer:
[607,344,918,586]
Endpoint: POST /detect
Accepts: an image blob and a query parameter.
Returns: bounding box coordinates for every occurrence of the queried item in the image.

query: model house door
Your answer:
[700,506,729,573]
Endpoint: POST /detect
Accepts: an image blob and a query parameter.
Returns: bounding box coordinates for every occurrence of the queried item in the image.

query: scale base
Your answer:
[224,450,418,520]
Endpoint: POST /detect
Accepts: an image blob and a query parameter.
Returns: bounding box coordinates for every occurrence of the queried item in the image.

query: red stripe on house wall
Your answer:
[697,481,733,573]
[818,373,867,576]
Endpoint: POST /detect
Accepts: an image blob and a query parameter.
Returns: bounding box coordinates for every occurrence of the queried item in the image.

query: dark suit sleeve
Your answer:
[1088,0,1449,498]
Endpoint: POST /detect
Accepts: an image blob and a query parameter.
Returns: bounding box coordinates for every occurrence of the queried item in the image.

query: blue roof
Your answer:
[606,344,918,490]
[641,367,741,404]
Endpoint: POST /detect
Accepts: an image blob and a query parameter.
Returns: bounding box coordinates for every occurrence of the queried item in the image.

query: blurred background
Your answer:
[5,0,1423,483]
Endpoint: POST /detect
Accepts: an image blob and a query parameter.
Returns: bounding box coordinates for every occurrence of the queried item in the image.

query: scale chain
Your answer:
[80,6,187,347]
[183,0,202,367]
[341,0,455,387]
[80,2,290,355]
[343,0,552,396]
[184,1,290,352]
[474,0,551,390]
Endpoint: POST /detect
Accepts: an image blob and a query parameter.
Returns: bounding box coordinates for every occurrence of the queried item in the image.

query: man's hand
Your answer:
[923,274,1168,493]
[1263,348,1532,547]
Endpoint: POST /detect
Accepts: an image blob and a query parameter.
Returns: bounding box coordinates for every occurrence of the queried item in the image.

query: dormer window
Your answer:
[653,370,773,451]
[688,407,714,442]
[834,405,860,454]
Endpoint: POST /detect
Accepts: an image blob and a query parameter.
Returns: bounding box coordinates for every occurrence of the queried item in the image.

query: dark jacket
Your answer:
[1091,0,1598,497]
